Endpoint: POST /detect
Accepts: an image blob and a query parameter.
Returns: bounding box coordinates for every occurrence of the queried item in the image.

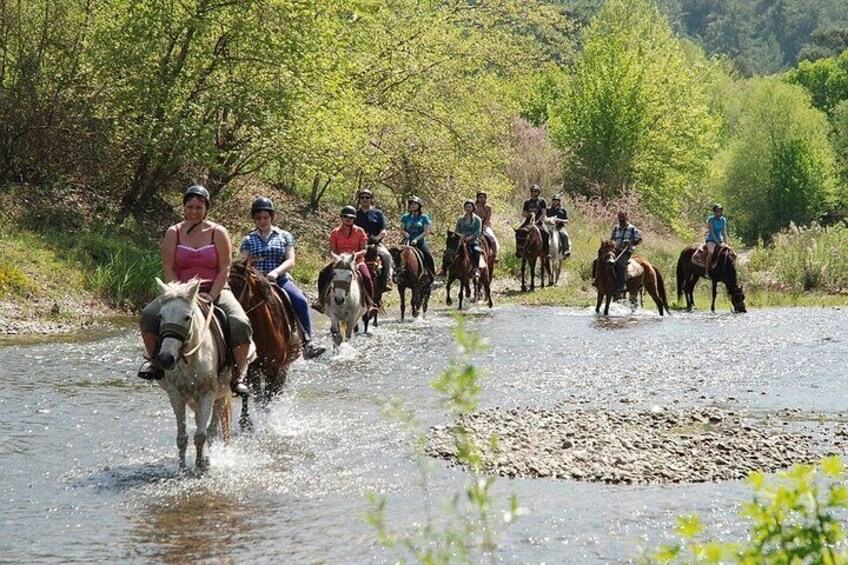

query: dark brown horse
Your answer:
[595,240,670,316]
[442,231,492,310]
[389,245,432,320]
[676,245,747,313]
[363,244,387,330]
[514,222,548,292]
[229,258,300,409]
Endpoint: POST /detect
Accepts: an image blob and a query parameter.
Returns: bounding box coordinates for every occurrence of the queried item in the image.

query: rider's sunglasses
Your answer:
[359,195,372,200]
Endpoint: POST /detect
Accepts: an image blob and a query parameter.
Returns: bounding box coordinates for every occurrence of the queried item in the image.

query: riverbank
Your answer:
[2,185,848,339]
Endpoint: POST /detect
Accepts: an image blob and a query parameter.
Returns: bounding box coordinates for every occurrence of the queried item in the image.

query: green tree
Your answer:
[784,50,848,114]
[712,78,840,244]
[548,0,719,230]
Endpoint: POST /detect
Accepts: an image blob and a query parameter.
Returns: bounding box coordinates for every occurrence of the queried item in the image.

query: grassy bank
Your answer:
[1,186,847,332]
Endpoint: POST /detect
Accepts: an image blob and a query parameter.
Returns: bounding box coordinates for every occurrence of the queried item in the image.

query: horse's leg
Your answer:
[445,275,454,306]
[239,392,253,433]
[399,286,407,320]
[595,290,604,314]
[219,395,231,443]
[711,279,718,312]
[529,257,536,291]
[169,392,189,471]
[604,293,612,316]
[194,392,215,472]
[330,312,342,348]
[520,258,527,292]
[644,270,663,316]
[685,274,696,311]
[484,272,493,308]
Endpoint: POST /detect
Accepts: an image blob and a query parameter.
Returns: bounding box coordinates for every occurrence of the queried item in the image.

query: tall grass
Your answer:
[746,222,848,294]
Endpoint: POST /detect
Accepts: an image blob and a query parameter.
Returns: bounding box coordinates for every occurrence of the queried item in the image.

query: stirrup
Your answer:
[232,380,249,396]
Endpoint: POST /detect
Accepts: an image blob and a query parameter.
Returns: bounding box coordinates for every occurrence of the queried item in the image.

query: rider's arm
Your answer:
[161,225,178,282]
[329,230,340,255]
[209,225,233,301]
[269,245,295,280]
[537,203,547,222]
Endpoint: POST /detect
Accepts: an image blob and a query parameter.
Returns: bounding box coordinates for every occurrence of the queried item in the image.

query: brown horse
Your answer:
[363,244,387,330]
[389,245,432,320]
[594,240,670,316]
[229,258,300,410]
[676,245,747,313]
[515,222,549,292]
[442,231,492,310]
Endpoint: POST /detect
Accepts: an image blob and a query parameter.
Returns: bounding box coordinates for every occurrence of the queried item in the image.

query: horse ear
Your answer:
[155,277,168,294]
[331,252,341,262]
[188,279,201,301]
[354,249,366,260]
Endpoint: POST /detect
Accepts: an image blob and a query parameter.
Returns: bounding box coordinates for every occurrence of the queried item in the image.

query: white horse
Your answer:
[323,252,366,348]
[544,219,569,285]
[154,278,233,473]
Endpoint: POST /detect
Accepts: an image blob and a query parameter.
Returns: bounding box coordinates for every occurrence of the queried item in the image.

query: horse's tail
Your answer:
[656,267,671,315]
[675,253,684,302]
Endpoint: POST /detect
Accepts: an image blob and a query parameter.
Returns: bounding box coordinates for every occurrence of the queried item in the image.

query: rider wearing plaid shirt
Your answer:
[240,198,325,359]
[610,211,642,292]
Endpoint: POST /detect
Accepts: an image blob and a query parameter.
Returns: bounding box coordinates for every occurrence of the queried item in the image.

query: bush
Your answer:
[747,222,848,293]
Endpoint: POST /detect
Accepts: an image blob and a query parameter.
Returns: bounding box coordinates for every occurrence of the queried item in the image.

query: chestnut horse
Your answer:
[363,243,387,329]
[442,231,492,310]
[515,222,549,292]
[389,245,433,320]
[595,240,670,316]
[229,258,300,412]
[676,245,747,313]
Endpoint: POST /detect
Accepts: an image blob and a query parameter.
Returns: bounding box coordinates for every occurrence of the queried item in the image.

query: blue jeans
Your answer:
[277,278,312,337]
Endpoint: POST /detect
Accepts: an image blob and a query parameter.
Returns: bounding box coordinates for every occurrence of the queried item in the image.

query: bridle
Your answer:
[158,297,215,360]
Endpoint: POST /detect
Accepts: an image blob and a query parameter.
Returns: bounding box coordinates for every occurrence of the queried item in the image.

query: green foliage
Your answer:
[645,456,848,564]
[367,315,522,564]
[712,78,841,244]
[548,0,719,232]
[0,259,34,297]
[746,222,848,293]
[785,51,848,115]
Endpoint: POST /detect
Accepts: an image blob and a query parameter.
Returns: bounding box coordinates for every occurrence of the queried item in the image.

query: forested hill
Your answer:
[557,0,848,74]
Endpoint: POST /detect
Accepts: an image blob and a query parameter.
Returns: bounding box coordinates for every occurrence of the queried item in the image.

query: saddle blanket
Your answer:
[626,259,643,279]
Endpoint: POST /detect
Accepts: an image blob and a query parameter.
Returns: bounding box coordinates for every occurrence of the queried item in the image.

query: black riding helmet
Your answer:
[340,205,357,218]
[251,197,275,217]
[183,185,211,207]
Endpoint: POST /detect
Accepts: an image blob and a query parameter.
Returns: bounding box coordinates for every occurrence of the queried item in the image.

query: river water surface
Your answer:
[2,304,847,563]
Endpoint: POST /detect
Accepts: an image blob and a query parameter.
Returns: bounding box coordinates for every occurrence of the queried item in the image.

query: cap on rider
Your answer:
[530,184,540,194]
[340,205,357,218]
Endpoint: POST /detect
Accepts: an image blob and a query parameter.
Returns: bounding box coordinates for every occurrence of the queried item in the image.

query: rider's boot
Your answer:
[138,331,164,380]
[302,335,326,359]
[231,343,250,396]
[310,299,324,314]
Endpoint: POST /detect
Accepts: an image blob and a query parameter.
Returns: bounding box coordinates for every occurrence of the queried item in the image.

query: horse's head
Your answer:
[389,246,405,282]
[230,256,275,310]
[442,231,461,270]
[155,277,201,370]
[330,252,357,305]
[598,239,617,264]
[731,285,747,313]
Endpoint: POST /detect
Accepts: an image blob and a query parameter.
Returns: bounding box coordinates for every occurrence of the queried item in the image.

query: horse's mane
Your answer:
[158,279,200,302]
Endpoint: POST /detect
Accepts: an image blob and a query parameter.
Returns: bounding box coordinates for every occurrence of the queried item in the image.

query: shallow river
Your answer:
[2,303,847,563]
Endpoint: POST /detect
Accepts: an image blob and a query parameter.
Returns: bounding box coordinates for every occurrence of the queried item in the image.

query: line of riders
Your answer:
[136,184,732,394]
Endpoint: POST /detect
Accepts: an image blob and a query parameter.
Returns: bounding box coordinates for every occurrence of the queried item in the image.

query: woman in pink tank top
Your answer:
[138,185,253,395]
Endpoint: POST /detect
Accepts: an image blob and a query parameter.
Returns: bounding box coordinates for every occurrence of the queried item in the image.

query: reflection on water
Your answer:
[1,305,847,562]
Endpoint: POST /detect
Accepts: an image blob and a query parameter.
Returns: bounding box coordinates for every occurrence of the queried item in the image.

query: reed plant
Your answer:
[644,456,848,563]
[746,222,848,294]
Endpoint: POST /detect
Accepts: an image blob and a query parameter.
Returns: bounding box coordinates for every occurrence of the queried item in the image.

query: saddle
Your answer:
[271,286,303,342]
[198,300,232,374]
[691,245,708,267]
[625,259,643,280]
